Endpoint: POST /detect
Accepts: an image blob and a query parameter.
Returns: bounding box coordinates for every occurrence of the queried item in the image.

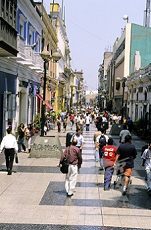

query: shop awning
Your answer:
[36,94,53,110]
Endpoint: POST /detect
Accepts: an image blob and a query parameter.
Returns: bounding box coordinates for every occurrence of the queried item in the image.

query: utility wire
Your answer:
[67,19,102,41]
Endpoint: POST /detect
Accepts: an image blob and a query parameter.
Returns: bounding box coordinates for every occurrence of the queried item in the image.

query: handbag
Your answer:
[60,156,69,174]
[15,154,19,164]
[60,147,70,174]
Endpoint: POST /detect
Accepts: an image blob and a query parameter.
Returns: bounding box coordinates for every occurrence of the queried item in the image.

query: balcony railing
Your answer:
[17,36,25,60]
[0,17,17,56]
[17,36,43,71]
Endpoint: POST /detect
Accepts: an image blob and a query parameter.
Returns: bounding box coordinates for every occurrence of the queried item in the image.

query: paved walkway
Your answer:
[0,124,150,229]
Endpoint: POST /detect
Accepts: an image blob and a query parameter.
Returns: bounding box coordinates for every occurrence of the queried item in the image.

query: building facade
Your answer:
[15,0,43,128]
[0,0,18,139]
[104,23,151,117]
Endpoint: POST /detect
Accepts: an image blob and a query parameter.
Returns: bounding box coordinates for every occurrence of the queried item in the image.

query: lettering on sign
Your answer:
[32,143,60,151]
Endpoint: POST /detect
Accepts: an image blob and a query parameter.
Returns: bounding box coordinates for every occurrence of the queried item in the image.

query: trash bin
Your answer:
[66,132,74,147]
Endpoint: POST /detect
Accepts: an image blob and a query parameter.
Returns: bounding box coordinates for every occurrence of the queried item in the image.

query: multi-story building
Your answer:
[0,0,18,139]
[107,23,151,116]
[0,0,18,57]
[98,52,112,111]
[74,70,85,110]
[126,64,151,131]
[15,0,43,127]
[34,2,58,113]
[50,3,72,112]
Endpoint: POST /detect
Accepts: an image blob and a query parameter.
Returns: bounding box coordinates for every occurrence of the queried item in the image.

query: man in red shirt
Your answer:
[102,137,117,190]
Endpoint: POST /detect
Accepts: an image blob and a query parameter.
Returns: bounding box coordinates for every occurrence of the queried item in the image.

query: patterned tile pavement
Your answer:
[0,123,150,229]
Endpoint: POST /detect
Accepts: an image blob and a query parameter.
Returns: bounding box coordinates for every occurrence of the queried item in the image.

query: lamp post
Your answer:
[121,78,126,123]
[40,50,50,136]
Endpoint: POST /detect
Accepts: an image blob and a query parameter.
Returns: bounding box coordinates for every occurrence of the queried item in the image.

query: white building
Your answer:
[15,0,43,127]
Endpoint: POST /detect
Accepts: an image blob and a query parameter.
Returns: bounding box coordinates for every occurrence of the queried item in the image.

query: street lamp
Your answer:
[123,14,129,23]
[121,77,126,123]
[40,50,50,136]
[52,49,62,62]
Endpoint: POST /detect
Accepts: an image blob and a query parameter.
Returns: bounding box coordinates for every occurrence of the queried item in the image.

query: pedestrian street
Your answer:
[0,124,150,229]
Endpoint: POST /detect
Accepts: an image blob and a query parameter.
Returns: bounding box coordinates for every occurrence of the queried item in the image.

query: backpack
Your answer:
[99,135,106,149]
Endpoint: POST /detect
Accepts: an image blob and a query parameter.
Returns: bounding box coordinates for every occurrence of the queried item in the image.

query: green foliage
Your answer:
[133,118,144,130]
[34,113,40,130]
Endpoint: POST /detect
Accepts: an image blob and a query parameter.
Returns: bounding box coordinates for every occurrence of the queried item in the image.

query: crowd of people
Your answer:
[0,123,35,175]
[93,112,151,196]
[0,108,150,198]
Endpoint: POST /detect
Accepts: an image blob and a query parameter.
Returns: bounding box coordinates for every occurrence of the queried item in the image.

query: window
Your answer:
[29,34,32,45]
[145,91,147,101]
[138,87,143,92]
[135,105,138,120]
[116,82,120,90]
[136,92,138,101]
[20,24,23,37]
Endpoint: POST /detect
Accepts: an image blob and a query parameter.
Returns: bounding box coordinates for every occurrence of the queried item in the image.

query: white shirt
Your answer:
[102,116,107,123]
[142,149,151,169]
[0,134,18,152]
[74,134,84,147]
[85,116,91,125]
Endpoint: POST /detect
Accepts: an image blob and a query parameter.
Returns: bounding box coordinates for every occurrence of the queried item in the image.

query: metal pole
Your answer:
[40,60,47,136]
[121,81,125,123]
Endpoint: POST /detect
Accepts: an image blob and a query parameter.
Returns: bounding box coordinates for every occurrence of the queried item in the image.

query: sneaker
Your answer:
[99,167,104,171]
[67,193,73,197]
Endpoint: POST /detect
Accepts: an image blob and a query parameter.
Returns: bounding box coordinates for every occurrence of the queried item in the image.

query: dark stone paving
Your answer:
[0,224,144,230]
[0,165,98,174]
[40,182,151,209]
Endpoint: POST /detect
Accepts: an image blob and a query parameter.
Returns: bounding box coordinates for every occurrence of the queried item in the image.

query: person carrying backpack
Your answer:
[96,128,108,169]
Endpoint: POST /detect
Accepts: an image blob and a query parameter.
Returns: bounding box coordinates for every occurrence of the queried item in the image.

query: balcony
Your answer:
[17,36,43,72]
[0,17,17,56]
[16,36,25,60]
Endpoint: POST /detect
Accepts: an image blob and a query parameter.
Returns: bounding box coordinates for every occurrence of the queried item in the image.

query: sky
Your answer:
[43,0,146,90]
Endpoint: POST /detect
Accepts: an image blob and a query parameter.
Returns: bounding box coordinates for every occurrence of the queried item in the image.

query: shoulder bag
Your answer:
[60,147,70,174]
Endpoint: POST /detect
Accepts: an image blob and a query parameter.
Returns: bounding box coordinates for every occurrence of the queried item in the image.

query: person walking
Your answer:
[60,138,82,197]
[85,113,91,131]
[25,124,34,153]
[17,123,26,152]
[141,141,151,194]
[0,127,18,175]
[93,128,102,162]
[119,124,131,143]
[72,127,84,154]
[56,115,61,133]
[102,138,117,190]
[96,128,109,169]
[115,134,137,195]
[63,116,68,132]
[69,113,75,130]
[78,115,85,133]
